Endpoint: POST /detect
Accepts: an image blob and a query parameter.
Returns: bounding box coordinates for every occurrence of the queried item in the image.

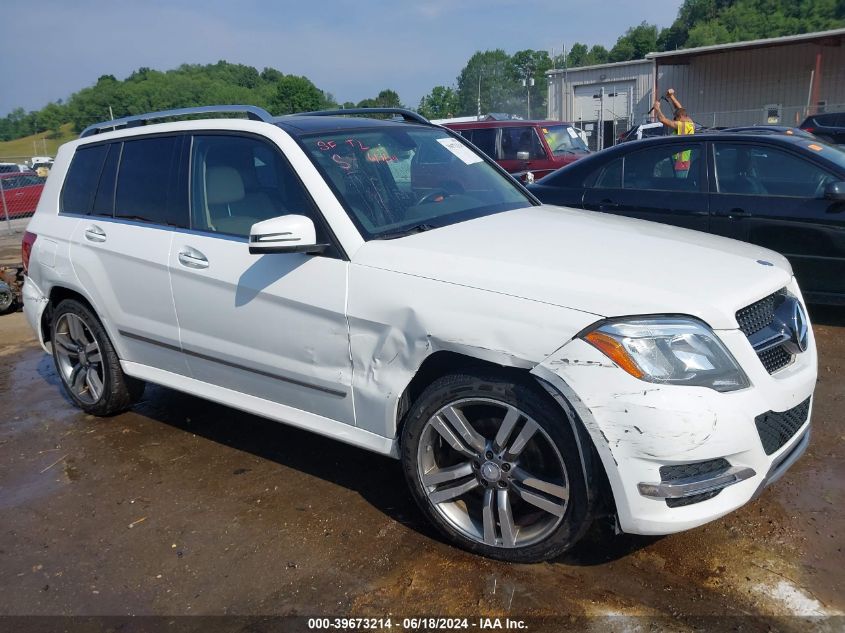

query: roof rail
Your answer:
[290,107,431,125]
[79,105,274,138]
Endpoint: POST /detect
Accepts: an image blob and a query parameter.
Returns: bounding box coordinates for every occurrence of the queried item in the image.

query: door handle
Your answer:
[178,246,209,270]
[598,198,619,211]
[714,208,750,219]
[83,225,107,243]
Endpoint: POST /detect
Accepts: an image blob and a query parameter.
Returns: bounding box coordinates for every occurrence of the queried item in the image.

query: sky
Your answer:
[0,0,684,116]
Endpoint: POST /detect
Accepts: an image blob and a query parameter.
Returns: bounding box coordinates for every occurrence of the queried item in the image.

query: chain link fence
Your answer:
[0,156,51,235]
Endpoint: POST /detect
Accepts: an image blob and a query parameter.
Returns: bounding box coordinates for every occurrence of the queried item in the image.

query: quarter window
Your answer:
[589,158,623,188]
[61,144,109,215]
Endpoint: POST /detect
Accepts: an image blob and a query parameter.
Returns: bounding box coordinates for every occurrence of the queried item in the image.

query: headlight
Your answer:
[582,317,750,392]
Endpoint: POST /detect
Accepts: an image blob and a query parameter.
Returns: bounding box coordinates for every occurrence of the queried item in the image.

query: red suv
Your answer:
[443,120,589,181]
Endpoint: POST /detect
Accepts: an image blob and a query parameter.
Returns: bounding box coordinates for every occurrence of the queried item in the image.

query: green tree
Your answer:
[455,49,518,116]
[36,102,65,135]
[564,43,590,67]
[509,49,553,118]
[610,22,660,61]
[418,85,460,119]
[660,0,844,49]
[269,75,327,114]
[588,45,610,65]
[357,89,404,108]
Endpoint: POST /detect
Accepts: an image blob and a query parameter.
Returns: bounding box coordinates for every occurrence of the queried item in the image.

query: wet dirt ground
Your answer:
[0,305,843,632]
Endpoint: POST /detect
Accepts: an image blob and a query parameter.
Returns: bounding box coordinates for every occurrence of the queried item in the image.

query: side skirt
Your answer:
[120,361,399,458]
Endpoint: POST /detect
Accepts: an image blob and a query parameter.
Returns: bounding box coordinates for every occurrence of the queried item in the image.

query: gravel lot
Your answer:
[0,225,842,631]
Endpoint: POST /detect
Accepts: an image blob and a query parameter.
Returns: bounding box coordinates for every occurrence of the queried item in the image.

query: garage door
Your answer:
[573,83,632,123]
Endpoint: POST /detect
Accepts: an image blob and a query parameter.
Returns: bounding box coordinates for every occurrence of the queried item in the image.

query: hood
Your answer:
[351,205,793,330]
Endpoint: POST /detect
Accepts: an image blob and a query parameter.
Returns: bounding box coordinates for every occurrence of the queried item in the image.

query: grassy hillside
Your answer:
[0,124,75,160]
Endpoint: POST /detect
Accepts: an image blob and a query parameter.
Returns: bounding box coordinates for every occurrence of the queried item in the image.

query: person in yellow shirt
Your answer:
[654,88,695,177]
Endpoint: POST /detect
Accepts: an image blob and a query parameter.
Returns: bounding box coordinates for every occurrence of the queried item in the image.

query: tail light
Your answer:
[804,126,814,133]
[21,231,37,274]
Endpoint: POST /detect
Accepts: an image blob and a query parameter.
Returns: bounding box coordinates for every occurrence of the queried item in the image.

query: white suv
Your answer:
[21,105,817,562]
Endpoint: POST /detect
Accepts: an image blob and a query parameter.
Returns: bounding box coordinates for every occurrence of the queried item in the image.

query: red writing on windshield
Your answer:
[316,138,371,152]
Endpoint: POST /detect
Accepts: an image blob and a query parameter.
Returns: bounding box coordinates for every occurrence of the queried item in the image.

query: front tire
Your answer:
[401,370,596,562]
[51,299,145,416]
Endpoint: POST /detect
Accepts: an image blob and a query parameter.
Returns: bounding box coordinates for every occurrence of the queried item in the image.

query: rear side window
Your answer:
[115,135,187,226]
[465,129,497,158]
[815,113,839,126]
[622,144,702,192]
[61,144,109,215]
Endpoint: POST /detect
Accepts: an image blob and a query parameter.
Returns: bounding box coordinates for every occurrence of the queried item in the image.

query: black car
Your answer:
[722,125,816,139]
[799,112,845,144]
[529,133,845,305]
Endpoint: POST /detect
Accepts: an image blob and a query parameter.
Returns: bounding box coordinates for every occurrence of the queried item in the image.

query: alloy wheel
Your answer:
[416,398,569,549]
[54,313,105,405]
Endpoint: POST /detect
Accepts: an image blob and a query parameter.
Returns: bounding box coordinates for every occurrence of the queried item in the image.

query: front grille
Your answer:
[735,289,794,375]
[660,458,730,481]
[758,345,793,373]
[755,398,811,455]
[736,291,780,337]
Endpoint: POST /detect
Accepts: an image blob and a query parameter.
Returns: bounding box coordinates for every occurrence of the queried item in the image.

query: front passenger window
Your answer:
[190,135,324,239]
[714,143,834,198]
[499,127,545,160]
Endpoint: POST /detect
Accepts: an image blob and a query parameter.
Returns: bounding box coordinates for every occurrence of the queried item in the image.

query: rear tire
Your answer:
[51,299,145,416]
[0,281,15,315]
[401,369,596,562]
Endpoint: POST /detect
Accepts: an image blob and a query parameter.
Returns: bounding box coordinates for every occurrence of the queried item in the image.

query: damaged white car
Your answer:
[22,106,817,562]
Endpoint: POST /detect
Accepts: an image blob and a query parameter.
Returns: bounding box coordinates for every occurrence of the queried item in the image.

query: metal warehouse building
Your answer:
[546,28,845,150]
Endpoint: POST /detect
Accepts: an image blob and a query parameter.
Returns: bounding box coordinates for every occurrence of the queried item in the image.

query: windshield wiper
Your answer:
[374,223,438,240]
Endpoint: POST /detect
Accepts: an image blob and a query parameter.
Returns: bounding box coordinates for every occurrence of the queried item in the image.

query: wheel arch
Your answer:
[395,350,615,520]
[41,285,105,350]
[395,351,532,433]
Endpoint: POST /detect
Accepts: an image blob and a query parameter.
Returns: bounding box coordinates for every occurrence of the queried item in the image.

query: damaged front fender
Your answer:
[347,264,599,441]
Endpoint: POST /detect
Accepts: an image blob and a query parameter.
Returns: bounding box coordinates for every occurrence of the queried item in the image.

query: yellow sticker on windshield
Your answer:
[808,143,824,151]
[542,128,548,133]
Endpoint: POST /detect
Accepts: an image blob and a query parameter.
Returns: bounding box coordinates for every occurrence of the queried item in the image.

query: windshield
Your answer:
[805,138,845,170]
[300,126,533,239]
[542,125,589,155]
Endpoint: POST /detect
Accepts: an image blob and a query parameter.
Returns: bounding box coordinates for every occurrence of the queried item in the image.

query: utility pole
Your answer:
[522,70,534,119]
[594,87,605,150]
[477,71,483,121]
[562,42,568,122]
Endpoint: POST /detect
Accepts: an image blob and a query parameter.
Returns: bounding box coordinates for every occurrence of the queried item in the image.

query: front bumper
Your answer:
[531,285,817,536]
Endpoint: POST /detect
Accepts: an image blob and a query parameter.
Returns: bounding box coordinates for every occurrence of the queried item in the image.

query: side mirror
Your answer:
[516,151,530,161]
[824,181,845,201]
[248,215,327,255]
